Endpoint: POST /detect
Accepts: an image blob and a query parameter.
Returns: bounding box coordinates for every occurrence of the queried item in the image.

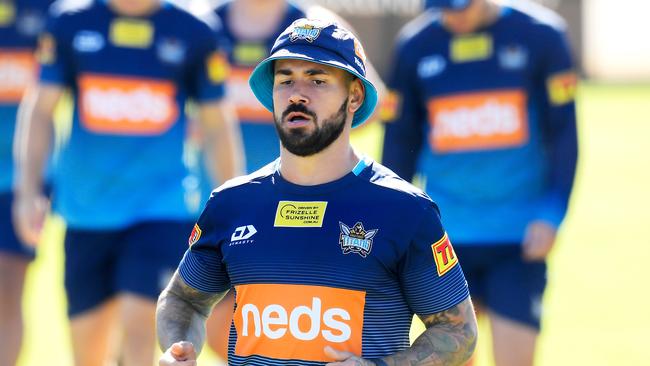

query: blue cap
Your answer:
[249,18,378,128]
[425,0,472,10]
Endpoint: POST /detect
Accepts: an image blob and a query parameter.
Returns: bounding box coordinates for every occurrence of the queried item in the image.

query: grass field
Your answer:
[17,83,650,365]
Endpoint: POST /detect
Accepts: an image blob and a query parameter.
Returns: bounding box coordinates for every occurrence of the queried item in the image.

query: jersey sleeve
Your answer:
[537,24,579,227]
[178,193,231,293]
[37,10,71,86]
[381,36,427,182]
[187,17,228,103]
[398,202,469,315]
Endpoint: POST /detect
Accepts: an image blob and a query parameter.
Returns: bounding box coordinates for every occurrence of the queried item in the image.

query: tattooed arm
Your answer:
[156,271,228,356]
[325,297,477,366]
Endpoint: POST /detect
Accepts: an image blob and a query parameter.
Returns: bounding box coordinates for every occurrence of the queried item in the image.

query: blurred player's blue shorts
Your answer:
[455,244,547,330]
[64,220,193,317]
[0,191,36,260]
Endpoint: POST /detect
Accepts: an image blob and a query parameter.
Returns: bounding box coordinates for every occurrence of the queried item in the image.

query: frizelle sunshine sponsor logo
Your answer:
[274,201,328,227]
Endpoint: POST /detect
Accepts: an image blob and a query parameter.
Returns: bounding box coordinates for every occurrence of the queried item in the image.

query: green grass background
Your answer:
[17,83,650,365]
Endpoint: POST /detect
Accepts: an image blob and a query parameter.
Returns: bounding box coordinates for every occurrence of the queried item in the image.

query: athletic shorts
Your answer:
[455,244,547,330]
[64,220,194,317]
[0,191,36,260]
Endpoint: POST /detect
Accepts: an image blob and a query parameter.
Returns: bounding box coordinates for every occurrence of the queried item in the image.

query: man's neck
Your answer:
[480,0,501,28]
[108,0,160,17]
[278,131,360,186]
[229,0,288,40]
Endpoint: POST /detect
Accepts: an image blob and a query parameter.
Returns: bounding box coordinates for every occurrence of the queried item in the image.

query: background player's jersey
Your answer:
[215,0,305,173]
[382,3,578,244]
[179,158,469,364]
[38,0,227,229]
[0,0,52,192]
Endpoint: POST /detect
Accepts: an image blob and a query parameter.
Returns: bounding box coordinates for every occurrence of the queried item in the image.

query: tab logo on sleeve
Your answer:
[109,19,154,48]
[0,51,36,103]
[431,232,458,276]
[188,224,202,246]
[427,89,528,152]
[78,74,178,135]
[274,201,328,228]
[547,71,577,106]
[234,283,364,362]
[450,34,493,63]
[207,51,229,84]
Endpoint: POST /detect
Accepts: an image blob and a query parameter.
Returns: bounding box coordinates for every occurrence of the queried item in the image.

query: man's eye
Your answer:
[279,80,292,85]
[313,79,325,85]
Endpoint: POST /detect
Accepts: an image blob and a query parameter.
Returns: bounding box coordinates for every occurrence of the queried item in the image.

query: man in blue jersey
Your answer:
[156,19,477,366]
[12,0,244,365]
[382,0,579,365]
[0,0,52,364]
[201,1,387,360]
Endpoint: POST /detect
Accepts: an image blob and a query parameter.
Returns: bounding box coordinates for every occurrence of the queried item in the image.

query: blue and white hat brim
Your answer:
[249,44,378,128]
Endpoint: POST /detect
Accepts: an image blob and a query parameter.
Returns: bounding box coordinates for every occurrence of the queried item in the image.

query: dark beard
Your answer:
[274,98,348,157]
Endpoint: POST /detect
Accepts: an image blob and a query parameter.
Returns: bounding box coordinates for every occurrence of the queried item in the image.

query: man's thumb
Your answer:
[170,342,196,361]
[324,345,351,361]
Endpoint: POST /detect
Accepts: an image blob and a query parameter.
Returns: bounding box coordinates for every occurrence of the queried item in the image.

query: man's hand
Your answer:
[159,341,197,366]
[522,220,557,261]
[12,192,49,247]
[324,345,375,365]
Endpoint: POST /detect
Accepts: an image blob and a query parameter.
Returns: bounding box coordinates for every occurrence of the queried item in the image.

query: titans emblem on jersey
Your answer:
[498,44,528,70]
[339,221,378,258]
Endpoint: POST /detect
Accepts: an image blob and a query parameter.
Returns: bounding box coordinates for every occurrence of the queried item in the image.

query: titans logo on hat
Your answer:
[288,19,330,43]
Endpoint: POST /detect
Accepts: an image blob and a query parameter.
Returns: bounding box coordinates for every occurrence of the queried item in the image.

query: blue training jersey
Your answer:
[38,0,228,229]
[215,0,305,173]
[179,158,469,364]
[0,0,52,192]
[382,3,578,244]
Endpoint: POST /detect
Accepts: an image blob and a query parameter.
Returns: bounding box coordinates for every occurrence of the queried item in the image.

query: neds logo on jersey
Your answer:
[427,89,528,152]
[78,74,179,135]
[227,67,273,122]
[234,283,364,362]
[0,51,36,102]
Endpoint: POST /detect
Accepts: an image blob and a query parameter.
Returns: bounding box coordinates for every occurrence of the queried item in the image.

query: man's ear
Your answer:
[348,78,365,113]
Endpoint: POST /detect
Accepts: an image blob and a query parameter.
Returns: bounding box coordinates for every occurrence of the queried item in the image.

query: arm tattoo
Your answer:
[156,271,228,354]
[381,297,478,366]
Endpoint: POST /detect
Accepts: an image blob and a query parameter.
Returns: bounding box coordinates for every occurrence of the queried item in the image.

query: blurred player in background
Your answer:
[195,0,386,361]
[199,0,306,360]
[0,0,52,364]
[157,19,476,366]
[12,0,244,364]
[382,0,578,365]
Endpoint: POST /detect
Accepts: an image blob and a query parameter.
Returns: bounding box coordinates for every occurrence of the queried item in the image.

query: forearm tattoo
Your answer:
[156,271,227,353]
[382,297,478,366]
